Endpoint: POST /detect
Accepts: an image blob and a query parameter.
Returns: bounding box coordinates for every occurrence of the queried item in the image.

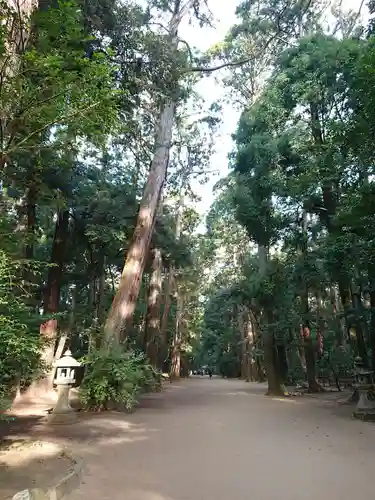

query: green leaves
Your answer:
[0,250,45,410]
[79,347,161,411]
[1,0,118,168]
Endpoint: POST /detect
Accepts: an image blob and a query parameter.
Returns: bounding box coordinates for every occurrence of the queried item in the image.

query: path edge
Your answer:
[9,447,83,500]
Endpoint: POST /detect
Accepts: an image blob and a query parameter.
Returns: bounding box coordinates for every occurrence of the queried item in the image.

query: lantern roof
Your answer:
[54,350,81,368]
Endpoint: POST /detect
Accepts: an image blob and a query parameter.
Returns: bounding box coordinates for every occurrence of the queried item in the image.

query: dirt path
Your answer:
[64,377,375,500]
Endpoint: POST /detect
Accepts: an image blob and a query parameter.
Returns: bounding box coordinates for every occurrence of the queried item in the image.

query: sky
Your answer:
[176,0,369,220]
[178,2,241,217]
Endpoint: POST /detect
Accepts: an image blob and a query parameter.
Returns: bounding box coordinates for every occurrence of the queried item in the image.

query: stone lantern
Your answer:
[352,356,375,421]
[47,350,81,425]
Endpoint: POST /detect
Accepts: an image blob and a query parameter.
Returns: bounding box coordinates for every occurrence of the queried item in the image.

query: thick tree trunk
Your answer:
[40,209,69,368]
[368,265,375,370]
[301,291,321,392]
[302,323,323,393]
[170,292,182,379]
[169,194,184,380]
[25,183,37,260]
[97,254,106,325]
[239,306,254,381]
[238,307,247,379]
[351,282,368,364]
[144,248,163,367]
[246,311,256,381]
[104,104,174,343]
[338,280,352,344]
[250,310,264,381]
[300,212,322,393]
[158,268,173,370]
[330,285,346,345]
[258,244,284,395]
[103,0,195,344]
[21,181,38,306]
[263,329,284,395]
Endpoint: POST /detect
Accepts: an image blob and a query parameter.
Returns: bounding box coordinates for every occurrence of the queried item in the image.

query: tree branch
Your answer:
[3,102,100,160]
[188,31,283,73]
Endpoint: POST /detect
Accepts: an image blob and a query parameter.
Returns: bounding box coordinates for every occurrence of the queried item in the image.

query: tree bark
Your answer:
[330,285,346,345]
[158,268,173,371]
[144,248,163,367]
[1,0,36,170]
[339,280,352,344]
[300,211,322,392]
[238,306,247,379]
[169,193,184,380]
[238,306,254,381]
[351,281,368,364]
[302,323,323,392]
[368,264,375,370]
[25,182,37,260]
[40,209,69,367]
[97,254,106,325]
[170,292,182,379]
[104,1,194,344]
[263,326,284,395]
[258,244,284,395]
[301,285,321,392]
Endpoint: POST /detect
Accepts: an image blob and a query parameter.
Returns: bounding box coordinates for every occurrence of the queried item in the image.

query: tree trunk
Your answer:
[249,310,263,381]
[351,281,368,364]
[258,244,284,395]
[21,180,38,306]
[330,285,346,345]
[1,0,36,170]
[301,290,321,392]
[25,183,37,260]
[170,292,182,379]
[159,268,173,371]
[302,324,323,392]
[238,307,247,379]
[97,254,106,325]
[169,193,184,380]
[103,102,173,343]
[238,306,254,381]
[40,209,69,369]
[300,211,322,393]
[368,264,375,370]
[339,280,352,344]
[144,248,163,367]
[246,309,256,381]
[103,1,195,344]
[263,327,284,395]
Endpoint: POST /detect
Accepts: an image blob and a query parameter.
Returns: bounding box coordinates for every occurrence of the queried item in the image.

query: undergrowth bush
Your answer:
[0,250,44,414]
[79,347,162,411]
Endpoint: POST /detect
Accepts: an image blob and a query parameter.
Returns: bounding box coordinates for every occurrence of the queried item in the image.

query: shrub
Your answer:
[79,347,161,411]
[0,250,44,414]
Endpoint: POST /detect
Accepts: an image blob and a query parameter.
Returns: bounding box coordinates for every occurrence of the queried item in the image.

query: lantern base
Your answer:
[46,384,77,425]
[353,386,375,421]
[47,410,78,425]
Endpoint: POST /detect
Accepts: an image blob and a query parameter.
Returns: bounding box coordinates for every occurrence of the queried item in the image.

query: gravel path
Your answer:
[69,377,375,500]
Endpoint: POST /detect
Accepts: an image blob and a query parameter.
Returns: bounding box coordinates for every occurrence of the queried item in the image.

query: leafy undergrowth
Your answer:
[79,347,162,412]
[0,250,44,417]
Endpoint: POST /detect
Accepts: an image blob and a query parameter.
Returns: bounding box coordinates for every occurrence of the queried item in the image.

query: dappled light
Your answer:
[0,440,72,499]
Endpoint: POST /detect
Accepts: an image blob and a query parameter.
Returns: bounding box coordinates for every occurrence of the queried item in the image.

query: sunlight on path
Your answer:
[70,378,375,500]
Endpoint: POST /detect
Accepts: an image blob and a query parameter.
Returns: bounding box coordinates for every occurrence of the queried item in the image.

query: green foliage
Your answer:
[79,347,161,411]
[1,0,117,170]
[0,250,44,412]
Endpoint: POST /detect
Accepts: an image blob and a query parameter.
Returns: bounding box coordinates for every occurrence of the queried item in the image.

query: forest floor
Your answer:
[2,377,375,500]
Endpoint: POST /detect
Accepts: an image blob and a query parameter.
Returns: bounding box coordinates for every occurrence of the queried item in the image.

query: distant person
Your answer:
[208,368,213,379]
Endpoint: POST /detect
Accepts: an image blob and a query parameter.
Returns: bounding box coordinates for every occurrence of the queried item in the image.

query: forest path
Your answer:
[69,377,375,500]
